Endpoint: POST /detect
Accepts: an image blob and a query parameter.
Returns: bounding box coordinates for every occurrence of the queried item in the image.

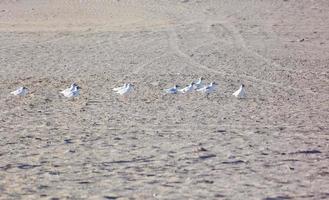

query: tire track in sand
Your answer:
[207,20,319,94]
[167,24,315,95]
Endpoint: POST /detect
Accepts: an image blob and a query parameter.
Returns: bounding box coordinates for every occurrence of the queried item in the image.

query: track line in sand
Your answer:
[167,24,315,95]
[0,33,73,51]
[167,27,226,77]
[132,52,169,75]
[214,21,295,73]
[206,20,325,92]
[107,124,326,133]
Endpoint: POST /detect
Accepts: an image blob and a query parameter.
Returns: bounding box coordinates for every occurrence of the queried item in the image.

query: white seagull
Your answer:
[193,77,204,90]
[113,83,127,92]
[232,84,246,98]
[11,86,29,96]
[179,82,195,94]
[197,82,218,98]
[115,83,134,95]
[165,85,179,94]
[60,83,81,98]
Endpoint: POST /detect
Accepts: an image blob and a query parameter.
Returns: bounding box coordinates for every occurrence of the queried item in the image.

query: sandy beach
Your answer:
[0,0,328,199]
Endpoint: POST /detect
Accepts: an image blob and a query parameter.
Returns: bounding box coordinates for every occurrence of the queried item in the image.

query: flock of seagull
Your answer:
[10,77,246,99]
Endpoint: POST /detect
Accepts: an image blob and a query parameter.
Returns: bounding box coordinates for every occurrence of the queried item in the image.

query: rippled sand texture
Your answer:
[0,0,329,199]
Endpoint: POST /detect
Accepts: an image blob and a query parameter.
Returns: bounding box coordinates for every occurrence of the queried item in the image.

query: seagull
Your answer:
[179,82,195,93]
[193,77,204,90]
[197,82,217,98]
[113,83,127,92]
[60,83,81,98]
[11,86,28,96]
[165,85,179,94]
[197,82,217,93]
[232,84,246,98]
[115,83,133,95]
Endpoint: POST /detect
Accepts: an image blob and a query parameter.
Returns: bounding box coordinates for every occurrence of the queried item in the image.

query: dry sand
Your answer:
[0,0,329,199]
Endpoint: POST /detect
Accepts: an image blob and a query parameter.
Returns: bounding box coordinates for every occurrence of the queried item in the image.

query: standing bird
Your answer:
[197,82,217,98]
[165,85,179,94]
[232,84,246,98]
[115,83,134,95]
[60,83,81,98]
[179,82,195,94]
[193,77,204,90]
[113,83,127,92]
[11,86,29,96]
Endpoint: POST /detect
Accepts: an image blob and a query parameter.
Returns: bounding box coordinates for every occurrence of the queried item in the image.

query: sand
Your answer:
[0,0,328,199]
